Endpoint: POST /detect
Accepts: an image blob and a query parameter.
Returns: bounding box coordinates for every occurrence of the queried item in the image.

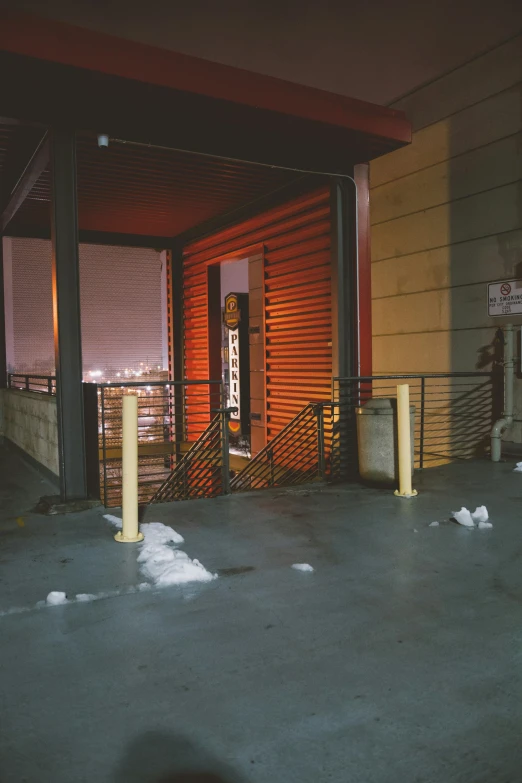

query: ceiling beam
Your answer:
[0,129,50,233]
[3,225,169,249]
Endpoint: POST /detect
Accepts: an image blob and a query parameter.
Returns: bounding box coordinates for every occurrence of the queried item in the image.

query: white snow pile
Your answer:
[75,593,98,603]
[450,506,493,529]
[429,521,440,527]
[104,515,216,587]
[103,513,123,529]
[451,507,475,527]
[292,563,314,572]
[46,591,68,606]
[514,462,522,472]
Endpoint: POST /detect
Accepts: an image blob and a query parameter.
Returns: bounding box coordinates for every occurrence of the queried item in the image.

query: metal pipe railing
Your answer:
[7,373,56,395]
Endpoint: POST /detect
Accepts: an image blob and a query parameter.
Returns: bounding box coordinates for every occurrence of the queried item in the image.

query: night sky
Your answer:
[1,0,521,104]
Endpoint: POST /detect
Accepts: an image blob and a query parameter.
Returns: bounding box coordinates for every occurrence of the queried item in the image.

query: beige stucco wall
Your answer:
[370,34,522,444]
[0,389,59,476]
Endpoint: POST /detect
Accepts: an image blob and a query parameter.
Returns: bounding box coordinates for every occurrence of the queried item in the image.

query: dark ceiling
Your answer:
[1,125,306,241]
[3,0,522,105]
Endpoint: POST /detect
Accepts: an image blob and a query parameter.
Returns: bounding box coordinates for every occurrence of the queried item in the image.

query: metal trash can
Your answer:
[356,398,415,485]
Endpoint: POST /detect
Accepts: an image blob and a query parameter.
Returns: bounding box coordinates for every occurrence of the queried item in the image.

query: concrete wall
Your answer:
[370,34,522,443]
[0,389,59,476]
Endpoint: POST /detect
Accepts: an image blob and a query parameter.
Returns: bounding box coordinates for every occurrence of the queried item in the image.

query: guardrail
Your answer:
[7,373,56,395]
[98,379,227,506]
[332,373,501,480]
[6,371,500,503]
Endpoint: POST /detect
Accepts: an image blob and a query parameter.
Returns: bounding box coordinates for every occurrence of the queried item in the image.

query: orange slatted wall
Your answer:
[183,187,332,439]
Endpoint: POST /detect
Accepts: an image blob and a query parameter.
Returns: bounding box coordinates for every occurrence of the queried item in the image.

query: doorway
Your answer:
[220,257,250,458]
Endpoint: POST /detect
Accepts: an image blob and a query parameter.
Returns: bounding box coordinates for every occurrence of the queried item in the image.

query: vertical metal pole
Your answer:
[316,404,326,480]
[419,376,426,470]
[83,382,101,500]
[330,177,357,379]
[268,447,274,486]
[0,237,7,388]
[51,128,87,500]
[101,386,108,505]
[170,245,185,457]
[221,409,231,495]
[330,178,357,480]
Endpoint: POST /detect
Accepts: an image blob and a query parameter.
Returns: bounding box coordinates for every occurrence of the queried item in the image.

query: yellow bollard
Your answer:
[394,383,417,498]
[114,394,144,543]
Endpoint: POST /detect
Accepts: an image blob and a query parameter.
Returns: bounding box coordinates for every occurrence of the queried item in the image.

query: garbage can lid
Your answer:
[356,397,415,415]
[356,397,394,415]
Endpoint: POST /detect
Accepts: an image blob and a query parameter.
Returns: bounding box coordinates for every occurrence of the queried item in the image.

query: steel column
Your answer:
[354,164,372,376]
[170,244,185,453]
[0,237,7,387]
[330,176,357,378]
[51,128,87,500]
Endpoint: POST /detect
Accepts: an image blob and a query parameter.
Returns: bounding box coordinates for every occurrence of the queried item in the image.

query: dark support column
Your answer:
[330,176,358,481]
[354,164,372,376]
[51,128,87,500]
[330,176,357,379]
[0,236,7,387]
[170,244,185,452]
[207,264,222,412]
[170,244,185,387]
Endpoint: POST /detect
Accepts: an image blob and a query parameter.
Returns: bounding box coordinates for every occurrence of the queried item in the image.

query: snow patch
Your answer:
[429,521,440,527]
[292,563,314,572]
[451,507,475,528]
[471,506,489,523]
[46,591,68,606]
[138,548,215,586]
[141,521,184,546]
[104,515,215,588]
[137,522,214,586]
[103,514,123,529]
[450,505,493,529]
[75,593,98,603]
[514,462,522,472]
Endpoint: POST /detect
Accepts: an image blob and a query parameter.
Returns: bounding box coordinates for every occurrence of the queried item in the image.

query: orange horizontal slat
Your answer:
[183,187,332,443]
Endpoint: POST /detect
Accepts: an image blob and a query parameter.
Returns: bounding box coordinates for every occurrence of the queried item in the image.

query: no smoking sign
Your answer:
[488,279,522,317]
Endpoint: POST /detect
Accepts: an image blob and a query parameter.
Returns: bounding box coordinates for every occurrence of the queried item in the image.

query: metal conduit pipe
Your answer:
[491,323,515,462]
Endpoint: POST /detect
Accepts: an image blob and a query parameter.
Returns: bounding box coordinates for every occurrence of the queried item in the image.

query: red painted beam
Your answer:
[0,11,411,147]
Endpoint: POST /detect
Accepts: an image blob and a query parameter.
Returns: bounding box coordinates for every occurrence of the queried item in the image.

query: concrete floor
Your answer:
[1,440,522,783]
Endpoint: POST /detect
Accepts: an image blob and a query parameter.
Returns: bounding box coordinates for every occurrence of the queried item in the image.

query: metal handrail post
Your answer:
[221,409,231,495]
[100,385,108,505]
[419,376,426,470]
[268,448,275,486]
[316,404,326,480]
